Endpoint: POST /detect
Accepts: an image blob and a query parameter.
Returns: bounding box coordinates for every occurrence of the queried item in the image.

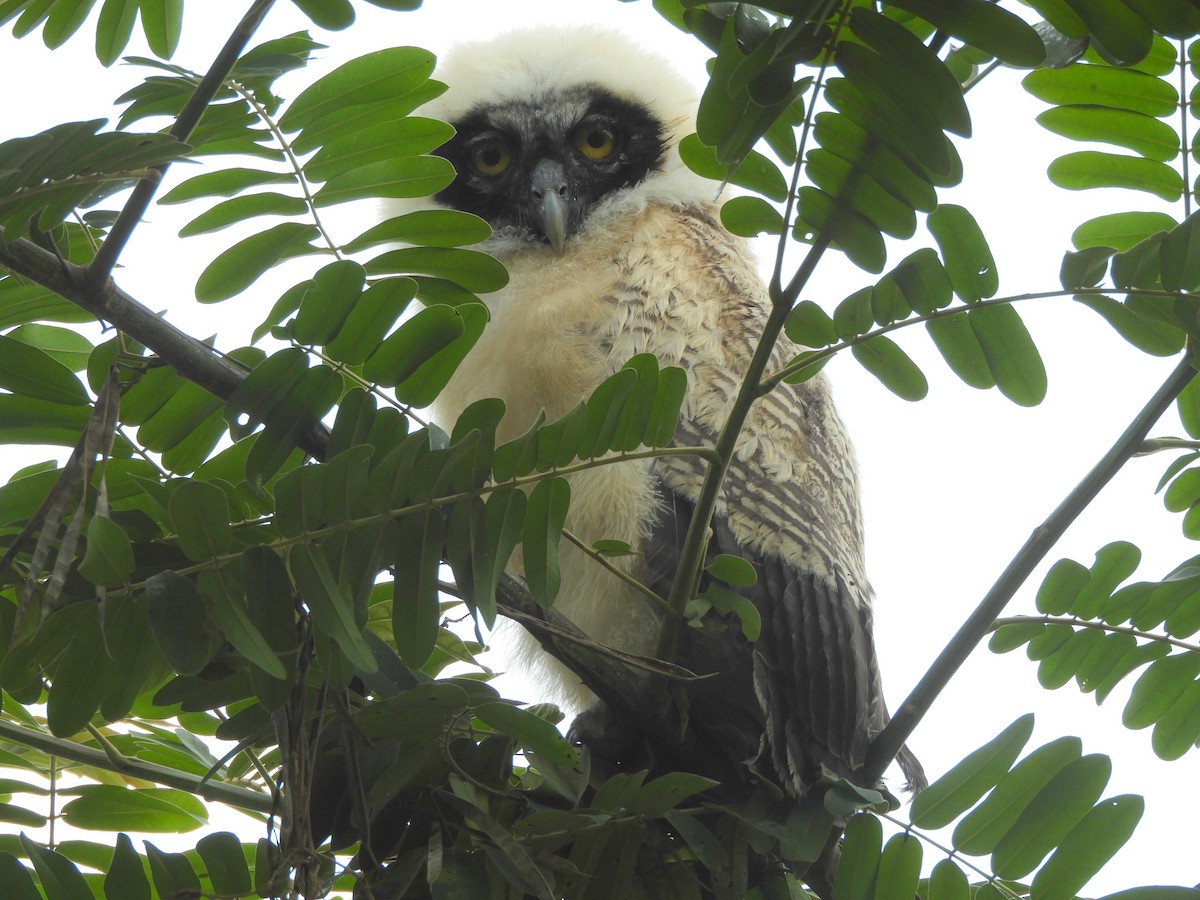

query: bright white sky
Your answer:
[2,0,1196,893]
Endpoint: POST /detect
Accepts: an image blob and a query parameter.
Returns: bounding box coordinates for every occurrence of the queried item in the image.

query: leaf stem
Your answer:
[0,719,274,814]
[865,351,1198,780]
[991,614,1200,655]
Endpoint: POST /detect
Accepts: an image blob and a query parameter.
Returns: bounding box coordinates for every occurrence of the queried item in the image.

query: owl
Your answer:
[398,25,923,799]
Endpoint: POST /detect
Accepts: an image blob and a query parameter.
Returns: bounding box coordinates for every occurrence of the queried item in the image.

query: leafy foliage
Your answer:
[0,0,1198,898]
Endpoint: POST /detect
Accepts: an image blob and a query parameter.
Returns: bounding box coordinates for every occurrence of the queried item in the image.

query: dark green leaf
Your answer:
[196,832,252,895]
[195,222,320,302]
[523,477,570,608]
[314,155,455,205]
[292,259,365,346]
[0,334,88,405]
[1076,295,1185,356]
[1124,653,1200,729]
[393,510,445,668]
[833,813,880,900]
[103,833,150,900]
[926,312,993,390]
[927,858,969,900]
[720,195,783,237]
[928,204,998,303]
[886,0,1045,67]
[874,833,921,900]
[1031,796,1144,900]
[970,304,1047,407]
[145,571,217,676]
[851,335,928,401]
[19,837,91,900]
[178,191,307,237]
[144,842,201,897]
[990,754,1111,879]
[168,479,233,561]
[77,514,135,587]
[344,209,491,251]
[952,736,1082,856]
[138,0,182,58]
[909,714,1033,830]
[289,543,378,672]
[1037,558,1091,615]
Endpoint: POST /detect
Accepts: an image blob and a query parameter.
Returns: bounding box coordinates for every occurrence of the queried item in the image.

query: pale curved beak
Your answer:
[530,159,569,253]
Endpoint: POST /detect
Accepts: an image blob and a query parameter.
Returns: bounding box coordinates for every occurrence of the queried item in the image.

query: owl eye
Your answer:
[575,125,615,160]
[472,140,512,175]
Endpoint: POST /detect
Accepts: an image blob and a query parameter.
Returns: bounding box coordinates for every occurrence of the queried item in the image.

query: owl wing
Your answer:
[617,204,923,795]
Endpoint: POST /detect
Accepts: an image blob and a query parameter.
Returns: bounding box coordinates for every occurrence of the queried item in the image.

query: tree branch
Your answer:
[0,232,329,459]
[865,351,1199,780]
[84,0,279,290]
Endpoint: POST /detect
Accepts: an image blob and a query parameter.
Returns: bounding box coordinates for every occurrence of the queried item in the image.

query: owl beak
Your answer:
[530,160,570,253]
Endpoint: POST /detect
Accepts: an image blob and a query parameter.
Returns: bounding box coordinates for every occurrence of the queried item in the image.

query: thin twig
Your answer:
[84,0,279,290]
[866,351,1198,780]
[991,614,1200,655]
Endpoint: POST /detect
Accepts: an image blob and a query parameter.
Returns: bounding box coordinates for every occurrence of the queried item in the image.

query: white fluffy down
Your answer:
[386,26,719,228]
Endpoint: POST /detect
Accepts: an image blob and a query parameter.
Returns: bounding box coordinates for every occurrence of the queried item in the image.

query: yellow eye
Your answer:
[576,125,615,160]
[472,141,511,175]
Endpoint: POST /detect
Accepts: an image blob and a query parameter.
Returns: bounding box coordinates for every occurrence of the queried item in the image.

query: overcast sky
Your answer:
[3,1,1196,891]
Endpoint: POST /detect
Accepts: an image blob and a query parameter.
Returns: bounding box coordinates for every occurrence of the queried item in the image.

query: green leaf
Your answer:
[885,0,1045,67]
[196,832,252,895]
[168,479,233,561]
[289,0,354,30]
[314,155,455,205]
[178,192,307,237]
[6,323,93,371]
[103,833,151,900]
[393,509,445,668]
[523,477,570,608]
[1152,678,1200,759]
[1031,796,1144,900]
[344,209,491,251]
[78,514,134,587]
[306,117,453,183]
[0,334,88,405]
[1048,151,1184,201]
[198,568,288,680]
[951,736,1081,856]
[144,842,201,898]
[138,0,182,58]
[47,613,108,737]
[1075,295,1185,357]
[323,276,416,365]
[1072,211,1178,251]
[288,543,378,672]
[1037,558,1091,615]
[874,834,921,900]
[720,195,784,237]
[1036,106,1179,163]
[145,571,218,676]
[1160,213,1200,290]
[927,312,993,390]
[366,246,508,293]
[61,787,207,832]
[195,222,320,302]
[361,304,465,387]
[95,0,139,66]
[796,185,886,273]
[833,813,881,900]
[849,8,970,137]
[927,858,969,900]
[159,167,296,204]
[708,554,757,587]
[852,335,928,401]
[928,204,998,303]
[1124,653,1200,729]
[969,305,1047,407]
[1074,541,1141,618]
[786,301,838,348]
[1061,246,1116,289]
[1024,66,1177,117]
[475,702,577,768]
[990,754,1111,879]
[281,46,436,132]
[292,259,365,346]
[19,837,91,900]
[909,714,1033,830]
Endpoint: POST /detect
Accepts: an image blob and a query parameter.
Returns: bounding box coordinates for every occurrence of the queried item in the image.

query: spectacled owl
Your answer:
[395,25,924,799]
